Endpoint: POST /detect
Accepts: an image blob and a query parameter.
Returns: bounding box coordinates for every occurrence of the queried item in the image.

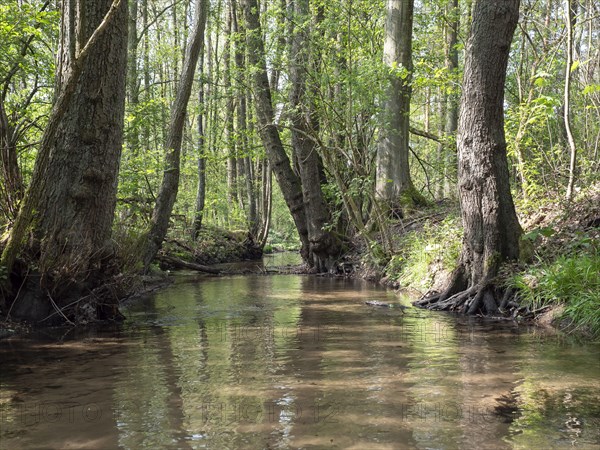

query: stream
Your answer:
[1,254,599,449]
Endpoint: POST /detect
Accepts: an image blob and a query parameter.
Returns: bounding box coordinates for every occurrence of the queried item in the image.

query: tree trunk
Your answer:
[231,0,257,234]
[241,0,310,260]
[258,160,273,248]
[0,101,24,220]
[193,52,207,240]
[375,0,425,211]
[143,0,208,271]
[289,0,340,271]
[416,0,522,316]
[1,0,128,321]
[444,0,459,199]
[564,0,578,201]
[223,2,237,207]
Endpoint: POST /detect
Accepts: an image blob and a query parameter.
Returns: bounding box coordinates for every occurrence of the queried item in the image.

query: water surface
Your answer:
[1,274,599,449]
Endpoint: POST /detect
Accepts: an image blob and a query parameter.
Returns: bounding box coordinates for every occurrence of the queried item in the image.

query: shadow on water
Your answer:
[1,272,599,449]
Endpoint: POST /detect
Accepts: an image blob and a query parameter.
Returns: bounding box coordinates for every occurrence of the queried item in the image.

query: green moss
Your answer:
[519,235,535,263]
[399,187,430,209]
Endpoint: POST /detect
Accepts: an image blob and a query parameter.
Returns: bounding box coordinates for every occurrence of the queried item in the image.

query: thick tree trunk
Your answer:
[0,0,128,321]
[143,0,208,271]
[375,0,425,211]
[416,0,522,315]
[289,0,340,271]
[241,0,310,260]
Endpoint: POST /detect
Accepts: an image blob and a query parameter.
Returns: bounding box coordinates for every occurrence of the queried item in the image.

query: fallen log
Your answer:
[156,254,221,274]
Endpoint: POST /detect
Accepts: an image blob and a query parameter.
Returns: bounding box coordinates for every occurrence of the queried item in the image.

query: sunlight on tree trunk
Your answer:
[416,0,522,315]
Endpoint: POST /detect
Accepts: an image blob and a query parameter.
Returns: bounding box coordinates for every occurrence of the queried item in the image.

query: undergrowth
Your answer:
[511,249,600,340]
[385,214,462,291]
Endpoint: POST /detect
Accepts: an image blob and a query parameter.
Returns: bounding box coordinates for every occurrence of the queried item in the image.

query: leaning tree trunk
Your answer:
[375,0,426,212]
[416,0,522,315]
[289,0,340,271]
[142,0,208,270]
[0,0,128,321]
[241,0,310,260]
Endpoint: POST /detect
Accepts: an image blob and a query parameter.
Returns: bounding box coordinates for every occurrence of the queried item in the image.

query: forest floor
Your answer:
[357,183,600,340]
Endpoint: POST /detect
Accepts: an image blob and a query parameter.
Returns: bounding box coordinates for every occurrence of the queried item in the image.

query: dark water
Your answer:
[1,268,599,449]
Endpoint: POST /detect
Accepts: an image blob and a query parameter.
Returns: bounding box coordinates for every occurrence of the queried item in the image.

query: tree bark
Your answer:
[0,0,128,321]
[193,52,207,240]
[564,0,578,201]
[241,0,310,260]
[416,0,522,315]
[223,2,237,207]
[143,0,208,271]
[289,0,340,271]
[231,0,257,234]
[0,101,24,220]
[375,0,425,211]
[443,0,459,199]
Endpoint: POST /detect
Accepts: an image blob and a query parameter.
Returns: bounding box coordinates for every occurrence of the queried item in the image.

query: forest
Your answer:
[0,0,599,337]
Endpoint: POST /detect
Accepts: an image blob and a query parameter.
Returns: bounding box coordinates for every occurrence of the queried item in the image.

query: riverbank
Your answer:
[358,184,600,340]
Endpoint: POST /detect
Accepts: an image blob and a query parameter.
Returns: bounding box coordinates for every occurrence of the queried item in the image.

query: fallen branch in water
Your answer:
[156,254,221,274]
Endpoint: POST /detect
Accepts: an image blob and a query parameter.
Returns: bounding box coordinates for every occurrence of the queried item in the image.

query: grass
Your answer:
[511,251,600,340]
[385,214,462,291]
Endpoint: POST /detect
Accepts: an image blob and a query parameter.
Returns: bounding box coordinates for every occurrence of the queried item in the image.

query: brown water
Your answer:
[1,272,599,449]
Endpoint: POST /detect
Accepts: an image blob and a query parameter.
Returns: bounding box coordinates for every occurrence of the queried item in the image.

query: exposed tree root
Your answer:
[414,264,508,316]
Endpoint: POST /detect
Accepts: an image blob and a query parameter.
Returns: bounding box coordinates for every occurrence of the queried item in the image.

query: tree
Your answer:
[241,0,310,261]
[416,0,522,315]
[142,0,209,271]
[0,1,56,223]
[1,0,128,320]
[375,0,425,212]
[564,0,577,201]
[289,0,340,271]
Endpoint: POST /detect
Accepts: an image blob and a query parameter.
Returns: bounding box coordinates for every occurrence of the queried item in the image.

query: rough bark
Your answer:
[375,0,426,211]
[415,0,522,316]
[241,0,310,260]
[142,0,208,271]
[1,0,128,321]
[2,0,125,278]
[289,0,340,271]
